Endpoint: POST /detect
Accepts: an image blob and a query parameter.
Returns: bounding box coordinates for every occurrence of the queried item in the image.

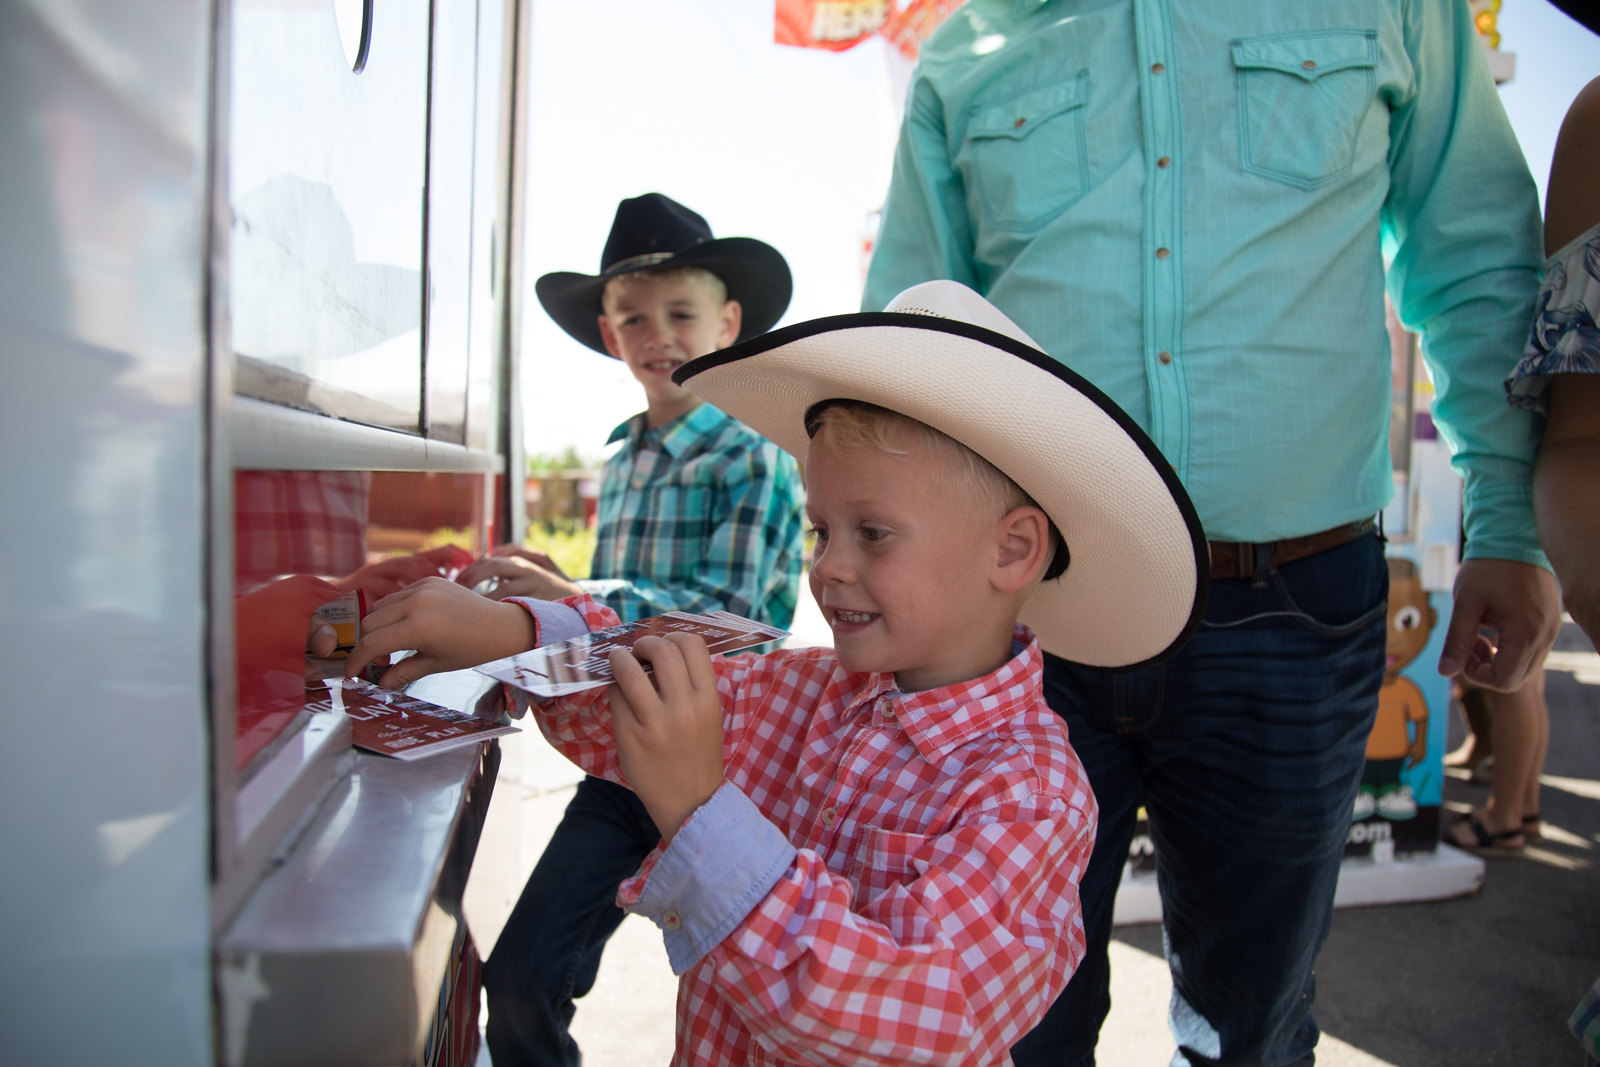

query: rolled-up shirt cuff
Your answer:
[504,596,589,646]
[489,598,591,718]
[621,782,796,974]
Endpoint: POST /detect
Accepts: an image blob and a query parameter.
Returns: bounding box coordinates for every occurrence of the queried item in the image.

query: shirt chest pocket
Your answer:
[960,73,1091,234]
[844,826,931,904]
[1231,30,1378,189]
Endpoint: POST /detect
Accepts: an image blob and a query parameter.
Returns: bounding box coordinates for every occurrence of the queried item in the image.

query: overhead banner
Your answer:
[775,0,965,59]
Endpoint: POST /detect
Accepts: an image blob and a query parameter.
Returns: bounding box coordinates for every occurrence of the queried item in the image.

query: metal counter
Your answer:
[215,736,498,1067]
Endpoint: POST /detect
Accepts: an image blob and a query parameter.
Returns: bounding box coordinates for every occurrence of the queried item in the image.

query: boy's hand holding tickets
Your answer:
[343,576,728,840]
[345,576,536,689]
[607,633,725,843]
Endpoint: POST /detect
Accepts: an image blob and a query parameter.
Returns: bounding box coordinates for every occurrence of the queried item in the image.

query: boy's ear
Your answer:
[716,298,743,349]
[992,505,1050,592]
[597,314,624,359]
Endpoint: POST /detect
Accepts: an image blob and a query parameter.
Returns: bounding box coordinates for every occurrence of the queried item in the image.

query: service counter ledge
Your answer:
[216,715,497,1067]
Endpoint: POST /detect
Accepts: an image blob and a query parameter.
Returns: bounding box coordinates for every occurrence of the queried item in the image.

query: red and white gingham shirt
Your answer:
[523,594,1096,1066]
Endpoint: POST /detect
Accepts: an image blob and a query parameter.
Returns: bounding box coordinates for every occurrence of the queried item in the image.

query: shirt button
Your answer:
[1151,62,1166,74]
[1013,116,1026,128]
[1157,156,1171,168]
[1302,59,1317,71]
[821,806,837,827]
[662,911,682,931]
[1155,247,1171,260]
[1158,351,1173,365]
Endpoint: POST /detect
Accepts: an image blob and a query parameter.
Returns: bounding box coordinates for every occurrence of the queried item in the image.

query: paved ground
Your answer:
[466,612,1600,1065]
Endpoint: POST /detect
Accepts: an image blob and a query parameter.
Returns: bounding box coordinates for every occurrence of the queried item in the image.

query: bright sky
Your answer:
[518,0,1599,460]
[519,2,903,458]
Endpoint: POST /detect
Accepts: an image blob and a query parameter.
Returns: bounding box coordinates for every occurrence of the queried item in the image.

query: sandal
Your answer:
[1523,812,1542,839]
[1447,813,1525,853]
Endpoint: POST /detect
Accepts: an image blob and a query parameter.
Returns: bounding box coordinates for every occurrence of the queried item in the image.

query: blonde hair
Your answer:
[805,400,1068,579]
[600,264,728,313]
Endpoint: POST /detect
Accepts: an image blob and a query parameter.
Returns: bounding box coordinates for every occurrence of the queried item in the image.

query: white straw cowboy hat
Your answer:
[673,279,1208,669]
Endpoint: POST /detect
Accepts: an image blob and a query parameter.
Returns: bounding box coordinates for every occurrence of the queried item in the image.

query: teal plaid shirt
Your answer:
[579,403,804,629]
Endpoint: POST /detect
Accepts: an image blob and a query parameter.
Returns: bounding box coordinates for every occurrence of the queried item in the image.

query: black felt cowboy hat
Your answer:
[1546,0,1600,36]
[535,193,793,356]
[674,280,1210,670]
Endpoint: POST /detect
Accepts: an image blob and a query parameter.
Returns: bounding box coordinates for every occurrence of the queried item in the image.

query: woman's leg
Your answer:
[1448,670,1548,848]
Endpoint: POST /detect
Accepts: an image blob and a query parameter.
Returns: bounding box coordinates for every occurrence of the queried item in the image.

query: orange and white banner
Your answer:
[774,0,965,59]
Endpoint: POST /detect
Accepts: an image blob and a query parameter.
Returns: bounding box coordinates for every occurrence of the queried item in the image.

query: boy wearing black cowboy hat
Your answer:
[349,280,1207,1065]
[453,192,806,1066]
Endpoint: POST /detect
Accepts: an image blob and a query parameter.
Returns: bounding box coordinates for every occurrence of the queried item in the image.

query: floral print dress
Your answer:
[1507,220,1600,414]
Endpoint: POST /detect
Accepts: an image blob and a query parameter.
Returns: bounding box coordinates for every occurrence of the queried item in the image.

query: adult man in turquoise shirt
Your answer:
[863,2,1561,1064]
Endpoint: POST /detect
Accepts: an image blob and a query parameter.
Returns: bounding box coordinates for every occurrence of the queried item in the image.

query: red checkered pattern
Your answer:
[533,596,1095,1065]
[234,470,370,591]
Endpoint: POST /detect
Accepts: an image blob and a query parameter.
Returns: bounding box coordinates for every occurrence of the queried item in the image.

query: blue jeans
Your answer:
[483,775,660,1067]
[1012,533,1388,1067]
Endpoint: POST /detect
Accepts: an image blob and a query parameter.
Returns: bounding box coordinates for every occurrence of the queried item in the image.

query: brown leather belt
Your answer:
[1207,518,1377,581]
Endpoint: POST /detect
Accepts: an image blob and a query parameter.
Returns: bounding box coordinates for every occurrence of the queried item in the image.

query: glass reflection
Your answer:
[233,469,498,772]
[227,1,428,431]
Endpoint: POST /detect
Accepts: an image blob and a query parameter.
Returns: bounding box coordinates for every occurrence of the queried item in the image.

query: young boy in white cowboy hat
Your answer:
[348,280,1207,1065]
[452,192,806,1066]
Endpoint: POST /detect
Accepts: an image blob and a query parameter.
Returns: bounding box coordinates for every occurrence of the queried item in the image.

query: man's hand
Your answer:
[607,633,726,844]
[235,573,346,673]
[336,544,476,599]
[1436,558,1560,691]
[491,543,570,577]
[456,553,584,601]
[345,576,537,689]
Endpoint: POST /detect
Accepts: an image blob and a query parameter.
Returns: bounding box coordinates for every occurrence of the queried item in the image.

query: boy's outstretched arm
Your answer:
[607,633,726,843]
[344,576,536,689]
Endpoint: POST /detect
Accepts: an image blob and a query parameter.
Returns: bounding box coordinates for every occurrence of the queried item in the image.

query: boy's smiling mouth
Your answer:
[830,609,879,627]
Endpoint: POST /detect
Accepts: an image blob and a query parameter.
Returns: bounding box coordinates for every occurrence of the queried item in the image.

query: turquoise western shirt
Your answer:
[581,402,805,628]
[864,0,1548,564]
